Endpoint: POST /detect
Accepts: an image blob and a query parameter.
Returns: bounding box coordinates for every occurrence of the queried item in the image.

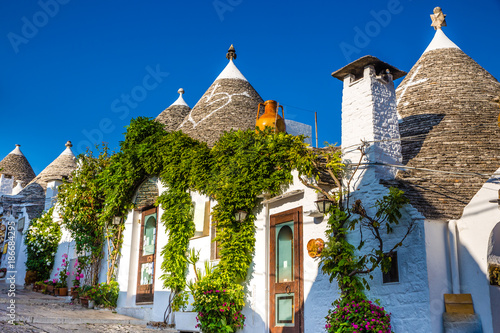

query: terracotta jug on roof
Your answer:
[256,100,286,133]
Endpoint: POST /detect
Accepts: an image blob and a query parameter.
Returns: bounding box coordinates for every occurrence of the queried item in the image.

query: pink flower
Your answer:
[62,259,66,263]
[66,272,70,276]
[76,276,80,281]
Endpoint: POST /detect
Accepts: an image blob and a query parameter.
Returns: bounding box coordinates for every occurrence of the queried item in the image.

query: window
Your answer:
[192,200,210,239]
[382,252,399,283]
[211,220,221,260]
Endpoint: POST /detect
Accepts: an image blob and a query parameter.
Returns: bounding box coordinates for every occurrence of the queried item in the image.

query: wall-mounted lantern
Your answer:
[315,198,333,214]
[113,216,122,225]
[235,210,248,222]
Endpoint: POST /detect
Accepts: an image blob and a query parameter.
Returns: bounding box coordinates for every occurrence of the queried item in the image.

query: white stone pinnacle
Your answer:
[171,88,189,107]
[423,29,460,54]
[215,59,248,81]
[10,144,23,156]
[60,141,75,157]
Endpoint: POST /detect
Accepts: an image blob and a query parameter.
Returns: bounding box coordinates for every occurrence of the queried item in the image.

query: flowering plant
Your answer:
[53,253,70,288]
[24,208,62,280]
[191,276,245,333]
[44,279,56,286]
[72,257,86,287]
[88,281,119,308]
[325,297,393,333]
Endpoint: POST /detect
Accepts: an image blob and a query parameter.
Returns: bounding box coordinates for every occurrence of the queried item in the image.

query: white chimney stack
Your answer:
[332,56,405,183]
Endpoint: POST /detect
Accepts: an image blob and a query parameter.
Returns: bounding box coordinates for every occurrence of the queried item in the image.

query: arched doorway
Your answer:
[134,178,159,304]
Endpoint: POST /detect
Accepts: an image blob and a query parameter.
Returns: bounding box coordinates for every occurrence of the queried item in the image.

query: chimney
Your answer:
[332,56,406,182]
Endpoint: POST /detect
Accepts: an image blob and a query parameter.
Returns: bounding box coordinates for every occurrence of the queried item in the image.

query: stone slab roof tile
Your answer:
[0,145,36,187]
[394,47,500,220]
[27,142,77,190]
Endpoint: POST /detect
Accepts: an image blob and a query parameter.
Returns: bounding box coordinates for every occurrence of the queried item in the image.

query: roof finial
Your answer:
[226,44,237,61]
[430,7,447,30]
[65,141,73,148]
[178,88,185,95]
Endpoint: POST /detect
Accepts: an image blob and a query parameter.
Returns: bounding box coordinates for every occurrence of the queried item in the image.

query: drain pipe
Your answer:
[448,220,460,294]
[264,202,270,333]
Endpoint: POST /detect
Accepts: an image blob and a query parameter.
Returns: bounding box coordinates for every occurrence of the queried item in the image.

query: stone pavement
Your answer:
[0,282,179,332]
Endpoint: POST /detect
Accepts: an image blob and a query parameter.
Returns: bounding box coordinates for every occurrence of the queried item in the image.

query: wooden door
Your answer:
[270,207,303,333]
[136,207,157,304]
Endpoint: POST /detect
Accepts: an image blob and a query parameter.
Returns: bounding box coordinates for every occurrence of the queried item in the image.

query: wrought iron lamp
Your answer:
[315,198,333,214]
[235,210,248,222]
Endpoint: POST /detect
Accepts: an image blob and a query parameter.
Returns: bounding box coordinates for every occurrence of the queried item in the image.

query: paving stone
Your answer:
[0,283,178,332]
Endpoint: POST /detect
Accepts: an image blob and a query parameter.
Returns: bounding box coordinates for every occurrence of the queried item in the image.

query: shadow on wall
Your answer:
[303,264,339,332]
[488,222,500,333]
[458,230,493,332]
[241,302,266,332]
[399,114,445,165]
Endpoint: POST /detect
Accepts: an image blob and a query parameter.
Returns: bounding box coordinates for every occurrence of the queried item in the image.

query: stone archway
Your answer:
[488,222,500,332]
[134,178,159,209]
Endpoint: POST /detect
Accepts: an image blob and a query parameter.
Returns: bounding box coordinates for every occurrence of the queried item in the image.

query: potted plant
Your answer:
[33,281,41,292]
[71,257,85,299]
[173,291,199,332]
[56,254,69,296]
[79,285,92,308]
[44,279,56,295]
[24,270,37,285]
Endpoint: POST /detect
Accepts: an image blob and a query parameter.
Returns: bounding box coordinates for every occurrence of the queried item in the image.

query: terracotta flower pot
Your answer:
[46,285,54,294]
[24,270,37,285]
[58,287,68,296]
[71,287,79,299]
[54,288,60,296]
[80,297,89,308]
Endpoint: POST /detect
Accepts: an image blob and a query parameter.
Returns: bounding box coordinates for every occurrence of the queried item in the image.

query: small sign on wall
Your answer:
[307,238,324,258]
[17,217,25,231]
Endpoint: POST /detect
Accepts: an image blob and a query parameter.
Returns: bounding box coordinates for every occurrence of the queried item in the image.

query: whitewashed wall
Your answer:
[13,208,29,286]
[454,171,500,333]
[424,219,452,333]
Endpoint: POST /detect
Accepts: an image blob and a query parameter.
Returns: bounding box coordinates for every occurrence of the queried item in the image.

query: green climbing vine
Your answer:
[97,119,314,294]
[57,146,112,286]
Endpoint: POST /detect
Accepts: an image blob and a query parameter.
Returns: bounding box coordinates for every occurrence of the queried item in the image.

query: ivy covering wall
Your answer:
[98,117,315,295]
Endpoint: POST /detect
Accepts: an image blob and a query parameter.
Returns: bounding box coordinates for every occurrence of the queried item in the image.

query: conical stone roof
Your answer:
[27,141,77,190]
[178,46,263,146]
[155,88,191,132]
[0,144,36,187]
[393,27,500,220]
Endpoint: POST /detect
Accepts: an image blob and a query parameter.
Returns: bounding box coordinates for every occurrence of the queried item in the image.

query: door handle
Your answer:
[285,285,291,294]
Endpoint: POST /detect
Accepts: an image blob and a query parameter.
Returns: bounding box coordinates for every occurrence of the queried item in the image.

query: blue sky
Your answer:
[1,0,500,175]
